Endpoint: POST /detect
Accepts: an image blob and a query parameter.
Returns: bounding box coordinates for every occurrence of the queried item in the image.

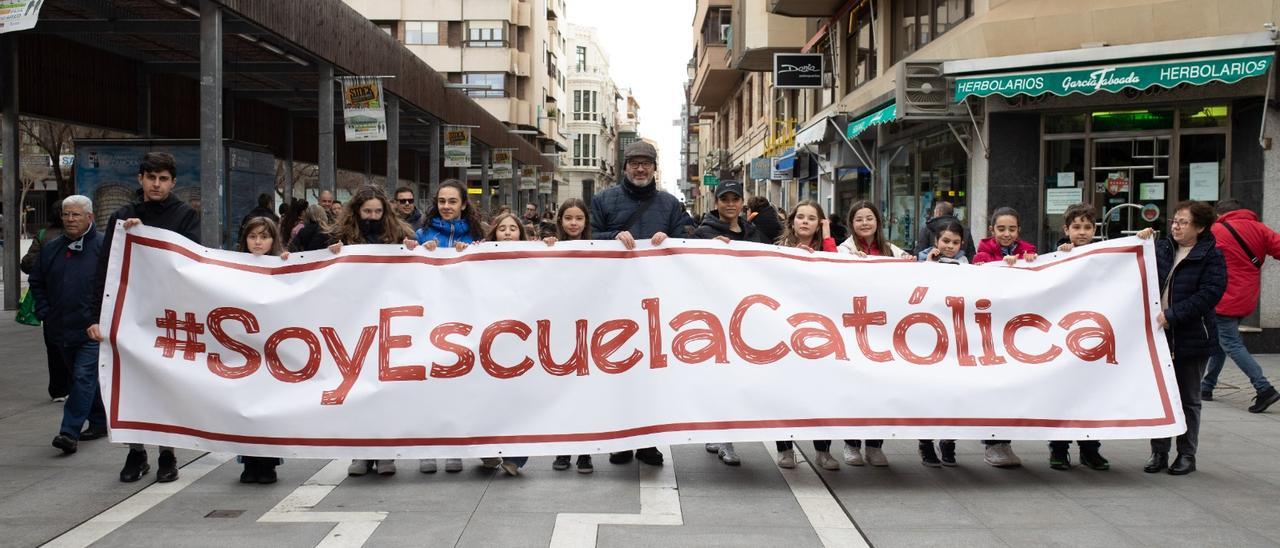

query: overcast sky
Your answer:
[566,0,695,197]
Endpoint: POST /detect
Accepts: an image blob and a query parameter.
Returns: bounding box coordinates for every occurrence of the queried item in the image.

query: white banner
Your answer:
[99,225,1183,459]
[341,77,387,142]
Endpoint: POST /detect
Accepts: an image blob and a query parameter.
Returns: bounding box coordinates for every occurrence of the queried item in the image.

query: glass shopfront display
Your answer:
[882,130,969,251]
[1039,105,1230,250]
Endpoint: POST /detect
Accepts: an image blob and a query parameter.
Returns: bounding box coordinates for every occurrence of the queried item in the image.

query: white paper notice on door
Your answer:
[1057,172,1075,187]
[1189,162,1219,201]
[1046,188,1083,215]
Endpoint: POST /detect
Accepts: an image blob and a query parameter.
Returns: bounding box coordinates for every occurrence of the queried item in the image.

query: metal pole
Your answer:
[429,124,441,193]
[480,147,491,216]
[386,94,399,194]
[318,62,336,195]
[0,35,17,310]
[137,67,151,137]
[199,0,224,248]
[284,115,294,199]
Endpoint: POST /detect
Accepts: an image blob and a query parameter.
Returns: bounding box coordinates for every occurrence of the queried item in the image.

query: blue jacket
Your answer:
[30,227,103,346]
[590,178,694,240]
[1156,233,1227,360]
[416,217,476,247]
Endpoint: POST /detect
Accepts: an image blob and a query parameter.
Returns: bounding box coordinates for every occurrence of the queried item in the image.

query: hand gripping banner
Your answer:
[99,225,1183,459]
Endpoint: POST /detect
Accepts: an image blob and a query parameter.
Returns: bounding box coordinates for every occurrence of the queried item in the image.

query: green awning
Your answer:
[845,102,896,139]
[954,52,1273,102]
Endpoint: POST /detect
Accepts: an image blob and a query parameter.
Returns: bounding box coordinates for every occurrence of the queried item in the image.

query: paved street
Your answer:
[4,319,1280,547]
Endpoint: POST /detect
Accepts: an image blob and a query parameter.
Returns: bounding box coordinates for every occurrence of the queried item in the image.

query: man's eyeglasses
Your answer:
[397,199,415,205]
[627,160,655,168]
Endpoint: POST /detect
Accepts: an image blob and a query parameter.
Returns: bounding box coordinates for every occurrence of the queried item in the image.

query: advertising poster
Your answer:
[444,127,472,168]
[341,77,387,142]
[492,149,514,180]
[520,166,538,191]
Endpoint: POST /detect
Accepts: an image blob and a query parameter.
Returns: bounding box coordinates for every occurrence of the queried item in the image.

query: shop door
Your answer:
[1091,136,1170,240]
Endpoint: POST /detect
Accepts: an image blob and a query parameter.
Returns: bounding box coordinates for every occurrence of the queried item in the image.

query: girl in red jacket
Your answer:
[973,207,1037,266]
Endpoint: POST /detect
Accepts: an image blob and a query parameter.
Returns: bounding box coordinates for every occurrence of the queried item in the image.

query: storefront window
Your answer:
[1178,134,1227,205]
[1180,105,1229,129]
[1045,113,1086,134]
[882,130,969,251]
[1090,109,1174,132]
[1042,139,1086,247]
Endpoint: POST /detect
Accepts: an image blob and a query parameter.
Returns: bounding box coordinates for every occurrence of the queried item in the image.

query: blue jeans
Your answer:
[1202,316,1272,393]
[59,341,106,439]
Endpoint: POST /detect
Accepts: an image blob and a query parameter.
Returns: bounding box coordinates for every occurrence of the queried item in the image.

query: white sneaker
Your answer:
[499,460,520,476]
[815,450,840,470]
[376,459,396,475]
[718,443,740,466]
[984,443,1022,468]
[419,459,437,473]
[704,443,720,454]
[776,449,796,469]
[480,457,502,469]
[347,459,370,476]
[444,458,463,472]
[865,446,889,467]
[843,443,865,466]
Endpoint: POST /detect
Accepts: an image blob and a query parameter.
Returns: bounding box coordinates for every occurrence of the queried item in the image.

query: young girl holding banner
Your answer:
[543,199,597,474]
[235,217,290,483]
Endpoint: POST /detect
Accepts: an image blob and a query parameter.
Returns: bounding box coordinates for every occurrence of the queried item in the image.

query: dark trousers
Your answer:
[58,342,106,439]
[1049,440,1101,451]
[983,440,1010,445]
[844,439,883,448]
[777,440,831,452]
[44,328,71,399]
[1151,356,1207,456]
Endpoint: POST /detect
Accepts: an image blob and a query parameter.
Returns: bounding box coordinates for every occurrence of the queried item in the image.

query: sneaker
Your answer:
[815,450,840,471]
[865,446,889,467]
[480,457,502,469]
[419,459,437,473]
[1249,387,1280,413]
[704,443,720,454]
[939,441,957,467]
[576,454,594,474]
[609,451,634,464]
[553,455,572,471]
[718,443,740,466]
[919,442,941,468]
[376,459,396,475]
[444,458,463,473]
[156,450,178,483]
[119,449,150,482]
[635,447,664,466]
[1201,389,1214,402]
[984,443,1021,468]
[1049,448,1071,470]
[842,443,865,466]
[80,426,108,441]
[776,449,796,469]
[499,460,521,476]
[1080,449,1111,471]
[52,434,77,455]
[347,459,371,476]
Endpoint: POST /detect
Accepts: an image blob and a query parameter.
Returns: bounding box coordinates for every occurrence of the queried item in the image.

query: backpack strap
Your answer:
[1221,221,1262,269]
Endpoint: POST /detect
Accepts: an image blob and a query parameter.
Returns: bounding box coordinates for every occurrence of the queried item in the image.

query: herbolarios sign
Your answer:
[774,53,824,89]
[99,225,1183,459]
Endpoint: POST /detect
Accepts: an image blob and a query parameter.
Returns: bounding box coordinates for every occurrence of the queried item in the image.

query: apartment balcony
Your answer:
[691,42,742,107]
[730,0,808,71]
[766,0,843,17]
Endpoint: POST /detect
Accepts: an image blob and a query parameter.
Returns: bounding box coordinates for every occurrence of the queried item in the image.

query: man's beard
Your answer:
[631,176,652,187]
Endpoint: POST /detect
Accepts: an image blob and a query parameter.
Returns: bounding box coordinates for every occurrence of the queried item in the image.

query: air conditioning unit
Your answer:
[896,61,967,120]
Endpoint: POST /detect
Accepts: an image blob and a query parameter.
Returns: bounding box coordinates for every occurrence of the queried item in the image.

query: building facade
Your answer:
[693,0,1280,346]
[561,23,622,203]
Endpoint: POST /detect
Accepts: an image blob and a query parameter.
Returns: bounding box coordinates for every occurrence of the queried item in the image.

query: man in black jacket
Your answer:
[912,201,976,258]
[394,186,423,229]
[87,151,200,484]
[591,141,692,467]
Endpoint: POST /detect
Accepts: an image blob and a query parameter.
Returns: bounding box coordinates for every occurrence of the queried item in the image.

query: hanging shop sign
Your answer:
[954,53,1273,102]
[774,53,824,89]
[443,127,472,168]
[772,148,796,181]
[703,173,720,187]
[538,172,553,195]
[519,166,538,191]
[492,149,514,180]
[0,0,44,35]
[341,77,387,142]
[749,157,772,181]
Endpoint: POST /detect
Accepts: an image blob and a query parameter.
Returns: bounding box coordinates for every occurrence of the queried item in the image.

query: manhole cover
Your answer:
[204,510,246,518]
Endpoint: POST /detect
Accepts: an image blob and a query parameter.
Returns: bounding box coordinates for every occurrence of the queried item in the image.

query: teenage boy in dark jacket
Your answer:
[87,151,201,484]
[693,181,767,244]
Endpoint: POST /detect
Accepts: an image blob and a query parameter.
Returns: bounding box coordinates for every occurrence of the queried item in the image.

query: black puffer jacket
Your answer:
[749,203,783,244]
[590,178,694,240]
[93,195,201,318]
[1156,233,1227,360]
[913,214,976,259]
[693,211,767,243]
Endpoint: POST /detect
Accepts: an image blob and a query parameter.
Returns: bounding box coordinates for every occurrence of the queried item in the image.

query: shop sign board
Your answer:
[774,53,824,89]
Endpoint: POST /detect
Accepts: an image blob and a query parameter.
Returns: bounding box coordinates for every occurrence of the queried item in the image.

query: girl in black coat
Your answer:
[1146,201,1227,476]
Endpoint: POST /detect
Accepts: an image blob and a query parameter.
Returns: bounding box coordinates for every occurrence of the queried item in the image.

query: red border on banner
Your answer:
[106,234,1175,445]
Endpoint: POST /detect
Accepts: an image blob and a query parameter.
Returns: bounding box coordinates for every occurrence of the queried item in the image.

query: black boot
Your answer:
[52,434,78,455]
[1249,387,1280,413]
[1049,447,1071,470]
[1080,448,1110,471]
[257,458,278,484]
[918,441,941,468]
[120,449,150,482]
[156,450,179,483]
[939,441,957,467]
[1168,453,1196,475]
[635,447,664,466]
[1143,451,1168,473]
[609,450,634,464]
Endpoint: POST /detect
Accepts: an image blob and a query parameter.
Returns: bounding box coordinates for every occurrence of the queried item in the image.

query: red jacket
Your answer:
[1211,209,1280,317]
[973,237,1036,264]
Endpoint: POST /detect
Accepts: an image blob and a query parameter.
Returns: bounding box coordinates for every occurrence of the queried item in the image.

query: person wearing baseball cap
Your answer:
[591,141,693,467]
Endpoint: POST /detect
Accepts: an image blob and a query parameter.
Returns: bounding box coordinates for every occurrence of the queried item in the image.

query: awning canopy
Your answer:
[795,117,830,148]
[845,102,897,140]
[954,52,1273,102]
